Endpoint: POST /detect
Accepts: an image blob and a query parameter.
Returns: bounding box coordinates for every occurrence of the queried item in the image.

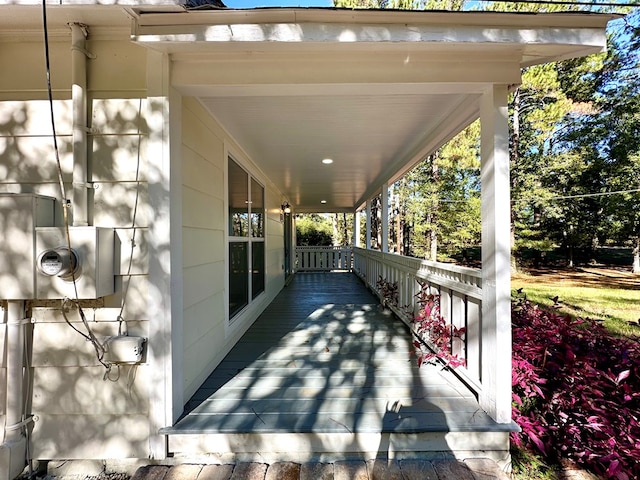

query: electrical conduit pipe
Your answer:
[1,301,28,480]
[70,22,90,227]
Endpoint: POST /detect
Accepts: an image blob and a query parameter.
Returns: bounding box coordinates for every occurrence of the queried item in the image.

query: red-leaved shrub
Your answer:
[511,295,640,480]
[413,280,467,369]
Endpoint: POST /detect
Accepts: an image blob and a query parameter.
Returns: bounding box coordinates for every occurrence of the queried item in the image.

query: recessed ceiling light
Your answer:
[322,158,333,165]
[321,200,327,204]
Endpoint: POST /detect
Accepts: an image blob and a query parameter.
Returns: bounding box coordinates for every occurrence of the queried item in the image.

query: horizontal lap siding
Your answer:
[33,414,150,459]
[0,34,152,459]
[181,98,227,400]
[265,184,284,296]
[181,96,286,402]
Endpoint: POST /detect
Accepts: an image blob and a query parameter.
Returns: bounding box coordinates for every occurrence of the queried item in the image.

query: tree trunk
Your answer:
[395,194,401,254]
[403,220,411,256]
[342,212,348,246]
[429,153,439,262]
[430,221,438,261]
[425,212,433,259]
[633,237,640,274]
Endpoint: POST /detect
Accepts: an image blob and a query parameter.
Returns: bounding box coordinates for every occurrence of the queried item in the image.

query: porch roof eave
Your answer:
[131,7,612,65]
[128,6,613,214]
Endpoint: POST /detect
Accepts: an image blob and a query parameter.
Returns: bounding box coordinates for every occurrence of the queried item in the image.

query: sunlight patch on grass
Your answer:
[511,279,640,338]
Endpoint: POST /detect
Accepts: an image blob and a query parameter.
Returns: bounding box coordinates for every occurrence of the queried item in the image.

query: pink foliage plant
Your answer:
[412,280,467,369]
[511,293,640,480]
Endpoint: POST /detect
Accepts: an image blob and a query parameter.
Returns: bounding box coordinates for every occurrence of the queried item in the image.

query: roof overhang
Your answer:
[0,4,616,213]
[128,7,614,213]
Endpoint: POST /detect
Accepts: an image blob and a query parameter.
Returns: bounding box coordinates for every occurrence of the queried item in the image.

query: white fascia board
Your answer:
[133,16,609,70]
[132,8,617,30]
[133,22,607,50]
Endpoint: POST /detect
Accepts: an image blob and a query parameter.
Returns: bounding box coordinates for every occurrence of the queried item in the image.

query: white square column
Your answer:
[146,49,184,458]
[480,84,512,424]
[353,210,361,247]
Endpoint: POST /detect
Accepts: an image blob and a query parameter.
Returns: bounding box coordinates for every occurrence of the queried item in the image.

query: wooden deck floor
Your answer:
[163,273,514,463]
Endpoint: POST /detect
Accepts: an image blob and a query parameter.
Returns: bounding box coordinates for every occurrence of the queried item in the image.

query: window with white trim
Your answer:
[228,157,265,319]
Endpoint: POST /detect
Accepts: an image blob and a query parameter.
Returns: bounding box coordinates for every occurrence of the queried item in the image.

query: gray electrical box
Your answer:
[0,193,56,299]
[35,227,115,299]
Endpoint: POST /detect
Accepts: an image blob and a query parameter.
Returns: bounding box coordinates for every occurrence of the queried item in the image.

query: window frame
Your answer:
[226,153,266,325]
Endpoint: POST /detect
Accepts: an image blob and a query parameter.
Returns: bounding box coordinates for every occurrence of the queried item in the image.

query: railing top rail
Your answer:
[353,247,481,279]
[296,246,353,250]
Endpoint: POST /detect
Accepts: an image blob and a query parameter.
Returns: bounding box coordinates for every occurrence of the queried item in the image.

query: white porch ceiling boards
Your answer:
[132,7,613,213]
[201,92,469,211]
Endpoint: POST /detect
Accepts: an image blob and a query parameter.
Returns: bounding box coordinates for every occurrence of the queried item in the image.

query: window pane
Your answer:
[251,178,264,238]
[228,158,248,237]
[251,241,265,300]
[229,242,248,318]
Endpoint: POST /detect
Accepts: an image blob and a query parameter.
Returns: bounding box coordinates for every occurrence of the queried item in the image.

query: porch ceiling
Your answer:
[199,89,479,213]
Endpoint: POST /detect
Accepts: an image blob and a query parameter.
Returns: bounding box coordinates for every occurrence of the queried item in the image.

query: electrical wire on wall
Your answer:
[42,1,110,375]
[114,97,145,390]
[117,98,144,338]
[42,2,145,386]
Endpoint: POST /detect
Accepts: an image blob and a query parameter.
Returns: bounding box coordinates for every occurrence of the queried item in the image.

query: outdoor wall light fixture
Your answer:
[281,202,291,214]
[322,158,334,165]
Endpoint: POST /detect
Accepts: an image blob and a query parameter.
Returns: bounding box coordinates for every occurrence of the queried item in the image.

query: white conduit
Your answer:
[70,23,90,227]
[4,301,25,443]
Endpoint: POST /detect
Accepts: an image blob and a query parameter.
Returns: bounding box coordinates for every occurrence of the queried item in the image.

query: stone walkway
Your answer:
[130,459,510,480]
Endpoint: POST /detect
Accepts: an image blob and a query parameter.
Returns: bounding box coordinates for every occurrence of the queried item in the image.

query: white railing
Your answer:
[353,247,483,395]
[295,246,353,272]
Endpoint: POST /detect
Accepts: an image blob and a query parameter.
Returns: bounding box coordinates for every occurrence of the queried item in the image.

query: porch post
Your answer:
[353,210,361,247]
[146,49,184,458]
[365,199,372,250]
[480,84,512,424]
[381,183,389,253]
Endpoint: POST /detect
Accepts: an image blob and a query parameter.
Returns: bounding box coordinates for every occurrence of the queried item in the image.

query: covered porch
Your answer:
[129,5,612,462]
[163,270,515,464]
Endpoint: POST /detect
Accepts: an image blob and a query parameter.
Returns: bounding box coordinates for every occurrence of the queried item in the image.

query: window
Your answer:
[228,157,265,319]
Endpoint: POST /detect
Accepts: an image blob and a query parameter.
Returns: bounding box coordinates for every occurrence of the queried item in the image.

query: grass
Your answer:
[512,268,640,338]
[510,446,561,480]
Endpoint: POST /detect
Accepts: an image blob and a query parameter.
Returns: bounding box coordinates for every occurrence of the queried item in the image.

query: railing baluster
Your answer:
[350,247,483,397]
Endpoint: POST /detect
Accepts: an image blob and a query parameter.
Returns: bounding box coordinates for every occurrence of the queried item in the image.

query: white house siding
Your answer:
[180,96,285,402]
[180,97,226,400]
[1,15,288,462]
[1,32,153,459]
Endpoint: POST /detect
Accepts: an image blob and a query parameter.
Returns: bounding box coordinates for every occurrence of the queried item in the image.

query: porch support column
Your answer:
[353,210,361,247]
[365,199,372,250]
[480,84,512,424]
[146,49,184,458]
[381,183,389,253]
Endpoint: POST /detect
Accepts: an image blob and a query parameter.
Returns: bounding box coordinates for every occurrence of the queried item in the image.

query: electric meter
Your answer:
[35,226,115,299]
[37,247,78,278]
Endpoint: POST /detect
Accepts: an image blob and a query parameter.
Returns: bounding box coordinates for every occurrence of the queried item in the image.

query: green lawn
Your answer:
[512,270,640,338]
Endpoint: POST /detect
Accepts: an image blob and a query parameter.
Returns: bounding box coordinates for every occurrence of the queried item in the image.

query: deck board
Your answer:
[166,273,506,438]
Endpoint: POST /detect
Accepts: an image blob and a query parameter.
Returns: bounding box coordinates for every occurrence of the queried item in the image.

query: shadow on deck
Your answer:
[162,272,514,465]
